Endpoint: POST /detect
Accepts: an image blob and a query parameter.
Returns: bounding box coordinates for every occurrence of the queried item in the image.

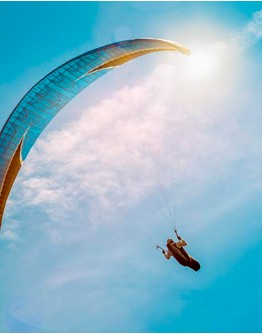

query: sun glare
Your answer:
[186,45,220,80]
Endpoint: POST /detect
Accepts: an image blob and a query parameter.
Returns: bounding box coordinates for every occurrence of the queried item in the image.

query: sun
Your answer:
[185,44,220,81]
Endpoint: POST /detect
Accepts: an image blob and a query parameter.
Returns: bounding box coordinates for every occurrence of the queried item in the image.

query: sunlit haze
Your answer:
[0,2,262,333]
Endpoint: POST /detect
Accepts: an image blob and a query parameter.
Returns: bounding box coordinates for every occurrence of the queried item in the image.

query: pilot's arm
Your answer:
[176,239,187,248]
[162,249,171,260]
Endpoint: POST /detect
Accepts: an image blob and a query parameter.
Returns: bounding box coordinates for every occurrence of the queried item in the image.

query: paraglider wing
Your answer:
[0,38,190,228]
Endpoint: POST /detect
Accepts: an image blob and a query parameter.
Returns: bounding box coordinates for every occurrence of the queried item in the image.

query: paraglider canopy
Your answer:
[0,38,190,228]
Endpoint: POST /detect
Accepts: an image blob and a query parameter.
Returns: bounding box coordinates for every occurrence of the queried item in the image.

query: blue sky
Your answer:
[0,1,262,332]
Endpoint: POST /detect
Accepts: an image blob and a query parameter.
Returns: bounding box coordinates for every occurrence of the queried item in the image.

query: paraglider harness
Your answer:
[158,230,201,271]
[167,230,191,266]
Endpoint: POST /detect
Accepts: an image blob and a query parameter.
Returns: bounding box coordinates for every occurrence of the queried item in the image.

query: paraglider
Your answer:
[0,38,190,228]
[160,230,201,271]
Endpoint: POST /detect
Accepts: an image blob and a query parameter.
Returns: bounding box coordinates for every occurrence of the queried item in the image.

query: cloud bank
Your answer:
[7,45,240,237]
[4,8,262,241]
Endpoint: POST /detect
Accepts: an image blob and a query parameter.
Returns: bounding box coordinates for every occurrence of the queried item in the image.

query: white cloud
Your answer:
[5,9,262,245]
[12,49,240,234]
[0,229,18,241]
[231,9,262,48]
[0,212,20,242]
